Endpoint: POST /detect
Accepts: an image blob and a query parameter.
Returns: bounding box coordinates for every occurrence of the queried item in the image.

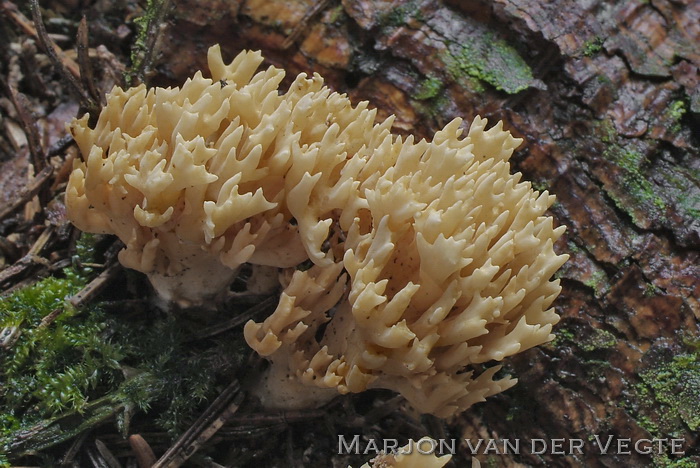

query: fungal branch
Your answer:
[65,45,568,417]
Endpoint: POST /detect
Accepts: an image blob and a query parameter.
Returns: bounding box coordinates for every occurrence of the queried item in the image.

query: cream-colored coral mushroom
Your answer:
[65,44,386,306]
[66,44,568,415]
[354,437,452,468]
[243,112,568,417]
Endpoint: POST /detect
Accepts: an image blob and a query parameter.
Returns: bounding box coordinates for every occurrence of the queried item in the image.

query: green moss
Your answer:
[0,271,123,419]
[635,404,661,435]
[414,75,443,100]
[619,150,666,210]
[4,372,159,459]
[582,37,604,57]
[413,92,451,121]
[126,0,169,84]
[580,328,616,352]
[602,146,666,223]
[633,349,700,440]
[668,100,687,121]
[566,241,582,254]
[551,326,575,347]
[114,315,249,436]
[672,190,699,220]
[382,0,423,28]
[644,353,700,431]
[1,232,250,461]
[644,282,661,297]
[682,335,700,351]
[583,269,609,297]
[0,234,128,460]
[553,326,616,352]
[657,164,700,221]
[666,100,688,133]
[654,457,700,468]
[327,4,346,25]
[598,118,617,144]
[599,114,698,223]
[442,35,534,94]
[74,232,98,265]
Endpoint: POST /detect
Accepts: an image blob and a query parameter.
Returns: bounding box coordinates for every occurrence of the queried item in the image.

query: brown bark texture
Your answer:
[0,0,698,467]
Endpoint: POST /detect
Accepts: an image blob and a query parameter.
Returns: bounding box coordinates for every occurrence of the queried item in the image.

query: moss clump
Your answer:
[413,91,451,122]
[583,269,609,297]
[667,100,687,122]
[598,118,617,144]
[566,241,582,254]
[582,37,604,57]
[551,326,575,347]
[114,314,249,436]
[617,149,666,210]
[594,118,700,228]
[126,0,169,84]
[627,342,700,449]
[381,0,423,28]
[653,456,700,468]
[644,282,661,297]
[602,145,666,224]
[414,75,443,100]
[639,352,700,432]
[654,163,700,222]
[0,233,250,464]
[666,100,687,133]
[580,328,616,352]
[4,372,159,459]
[552,326,616,352]
[0,235,125,462]
[0,246,122,420]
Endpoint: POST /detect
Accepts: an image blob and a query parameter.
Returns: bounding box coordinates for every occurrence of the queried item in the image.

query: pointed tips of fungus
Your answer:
[207,44,267,86]
[66,45,568,416]
[354,437,453,468]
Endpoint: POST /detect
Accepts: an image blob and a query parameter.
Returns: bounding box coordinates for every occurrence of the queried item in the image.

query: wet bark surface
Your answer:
[1,0,698,467]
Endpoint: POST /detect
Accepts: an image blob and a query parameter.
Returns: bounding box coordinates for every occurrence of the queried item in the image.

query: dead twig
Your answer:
[227,407,329,428]
[34,253,121,328]
[94,439,121,468]
[129,0,173,86]
[37,307,62,329]
[0,164,53,221]
[152,380,243,468]
[0,225,54,287]
[27,225,55,257]
[0,1,79,79]
[282,0,331,49]
[77,16,103,107]
[59,427,91,465]
[1,75,46,171]
[189,296,277,341]
[69,262,122,309]
[28,0,93,108]
[47,134,74,158]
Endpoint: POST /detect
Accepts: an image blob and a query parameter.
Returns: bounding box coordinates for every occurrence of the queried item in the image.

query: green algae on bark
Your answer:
[639,347,700,434]
[441,36,535,94]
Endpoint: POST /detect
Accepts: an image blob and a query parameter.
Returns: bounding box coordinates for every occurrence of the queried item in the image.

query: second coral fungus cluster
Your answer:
[66,45,568,417]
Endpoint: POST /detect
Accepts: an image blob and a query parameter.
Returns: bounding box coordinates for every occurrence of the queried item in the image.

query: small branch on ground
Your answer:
[152,380,244,468]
